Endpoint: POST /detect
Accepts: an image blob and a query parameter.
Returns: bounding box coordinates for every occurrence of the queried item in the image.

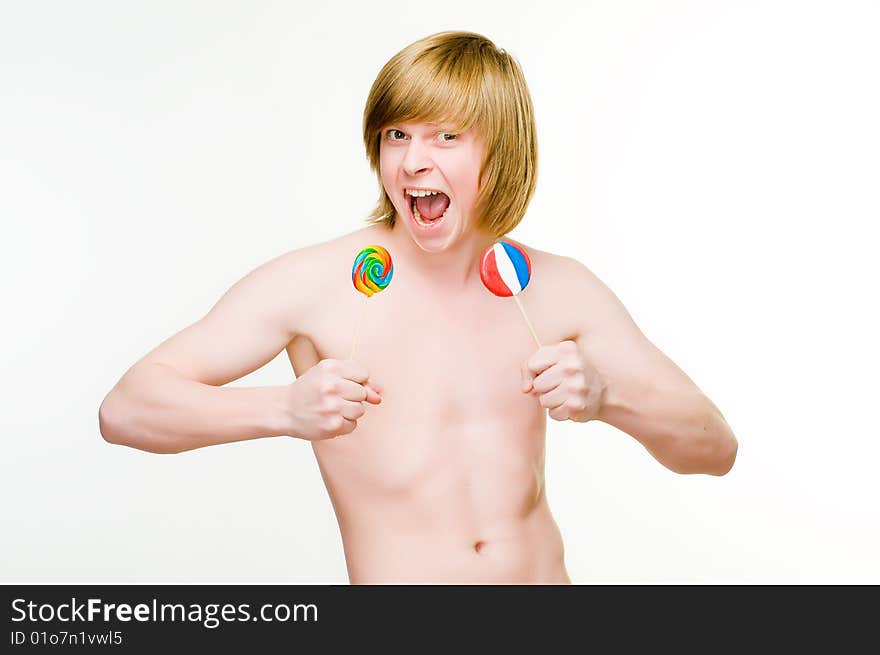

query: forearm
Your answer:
[598,374,738,476]
[99,363,288,454]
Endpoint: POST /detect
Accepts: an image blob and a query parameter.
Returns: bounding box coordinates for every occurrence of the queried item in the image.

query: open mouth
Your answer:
[406,190,450,229]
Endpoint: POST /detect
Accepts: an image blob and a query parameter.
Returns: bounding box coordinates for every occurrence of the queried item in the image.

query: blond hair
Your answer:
[362,31,538,237]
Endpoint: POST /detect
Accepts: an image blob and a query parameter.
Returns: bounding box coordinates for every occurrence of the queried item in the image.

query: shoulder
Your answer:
[228,226,381,323]
[509,240,600,294]
[270,225,383,286]
[511,241,634,341]
[274,226,374,267]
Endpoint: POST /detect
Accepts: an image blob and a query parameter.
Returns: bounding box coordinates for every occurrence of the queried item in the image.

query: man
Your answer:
[99,31,737,584]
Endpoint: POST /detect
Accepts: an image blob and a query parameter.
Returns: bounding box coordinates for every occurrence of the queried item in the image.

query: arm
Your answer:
[99,363,288,454]
[564,258,737,475]
[98,251,301,454]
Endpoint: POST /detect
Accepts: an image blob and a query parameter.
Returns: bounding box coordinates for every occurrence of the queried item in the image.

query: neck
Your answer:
[381,220,497,291]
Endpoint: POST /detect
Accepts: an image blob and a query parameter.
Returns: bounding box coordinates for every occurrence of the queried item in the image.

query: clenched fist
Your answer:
[521,340,606,423]
[282,359,382,440]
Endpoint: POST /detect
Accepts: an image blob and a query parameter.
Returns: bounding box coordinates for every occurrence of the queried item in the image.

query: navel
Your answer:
[473,540,486,554]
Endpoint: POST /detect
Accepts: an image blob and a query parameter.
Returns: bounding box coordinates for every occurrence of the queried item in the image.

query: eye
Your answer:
[385,129,406,140]
[439,132,458,142]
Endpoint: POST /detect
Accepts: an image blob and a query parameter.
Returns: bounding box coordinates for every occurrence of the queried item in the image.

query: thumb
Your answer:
[364,381,383,405]
[520,361,534,393]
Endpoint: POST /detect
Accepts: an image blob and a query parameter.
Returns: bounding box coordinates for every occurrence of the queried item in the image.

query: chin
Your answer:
[399,204,461,253]
[412,237,454,253]
[409,222,463,254]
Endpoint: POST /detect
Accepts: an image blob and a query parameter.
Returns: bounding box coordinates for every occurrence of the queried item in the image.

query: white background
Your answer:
[2,0,878,584]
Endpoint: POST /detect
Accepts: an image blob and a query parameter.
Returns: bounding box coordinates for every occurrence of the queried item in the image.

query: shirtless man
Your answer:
[98,32,737,584]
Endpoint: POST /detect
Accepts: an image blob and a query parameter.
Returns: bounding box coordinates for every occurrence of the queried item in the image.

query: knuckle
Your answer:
[319,378,337,396]
[324,416,343,432]
[322,359,341,374]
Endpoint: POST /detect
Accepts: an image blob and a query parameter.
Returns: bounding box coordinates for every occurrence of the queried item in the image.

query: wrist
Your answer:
[270,384,298,438]
[587,367,607,419]
[574,366,609,423]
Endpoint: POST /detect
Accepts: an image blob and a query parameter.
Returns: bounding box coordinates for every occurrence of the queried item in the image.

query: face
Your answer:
[379,120,485,252]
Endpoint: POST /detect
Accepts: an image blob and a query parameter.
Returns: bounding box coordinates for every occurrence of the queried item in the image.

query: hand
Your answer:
[521,340,605,423]
[282,359,382,440]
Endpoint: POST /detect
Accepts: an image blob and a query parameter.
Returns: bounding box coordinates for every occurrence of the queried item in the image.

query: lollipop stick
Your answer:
[349,296,367,360]
[513,294,542,349]
[513,294,550,490]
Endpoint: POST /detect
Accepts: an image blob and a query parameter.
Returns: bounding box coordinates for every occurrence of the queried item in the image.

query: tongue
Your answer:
[415,193,450,220]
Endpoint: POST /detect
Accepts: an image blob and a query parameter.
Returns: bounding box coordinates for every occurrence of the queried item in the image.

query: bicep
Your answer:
[136,252,301,386]
[568,259,699,396]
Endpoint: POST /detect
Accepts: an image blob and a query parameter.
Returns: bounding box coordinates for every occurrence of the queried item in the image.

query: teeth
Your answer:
[408,188,448,226]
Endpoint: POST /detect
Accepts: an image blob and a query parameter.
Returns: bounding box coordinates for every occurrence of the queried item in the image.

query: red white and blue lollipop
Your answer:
[480,240,542,347]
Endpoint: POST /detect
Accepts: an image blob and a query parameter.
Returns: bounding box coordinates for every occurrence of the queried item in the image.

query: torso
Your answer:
[285,225,577,583]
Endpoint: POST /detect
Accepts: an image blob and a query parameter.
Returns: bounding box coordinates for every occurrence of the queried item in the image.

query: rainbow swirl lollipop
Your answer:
[352,245,394,297]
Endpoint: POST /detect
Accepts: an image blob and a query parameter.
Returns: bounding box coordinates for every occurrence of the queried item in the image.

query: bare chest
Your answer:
[292,281,543,423]
[286,281,552,489]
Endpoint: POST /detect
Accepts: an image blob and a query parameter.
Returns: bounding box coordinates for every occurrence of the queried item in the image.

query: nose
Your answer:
[402,138,433,177]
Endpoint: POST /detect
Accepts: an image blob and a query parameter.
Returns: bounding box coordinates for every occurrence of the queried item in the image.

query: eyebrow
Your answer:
[389,122,457,129]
